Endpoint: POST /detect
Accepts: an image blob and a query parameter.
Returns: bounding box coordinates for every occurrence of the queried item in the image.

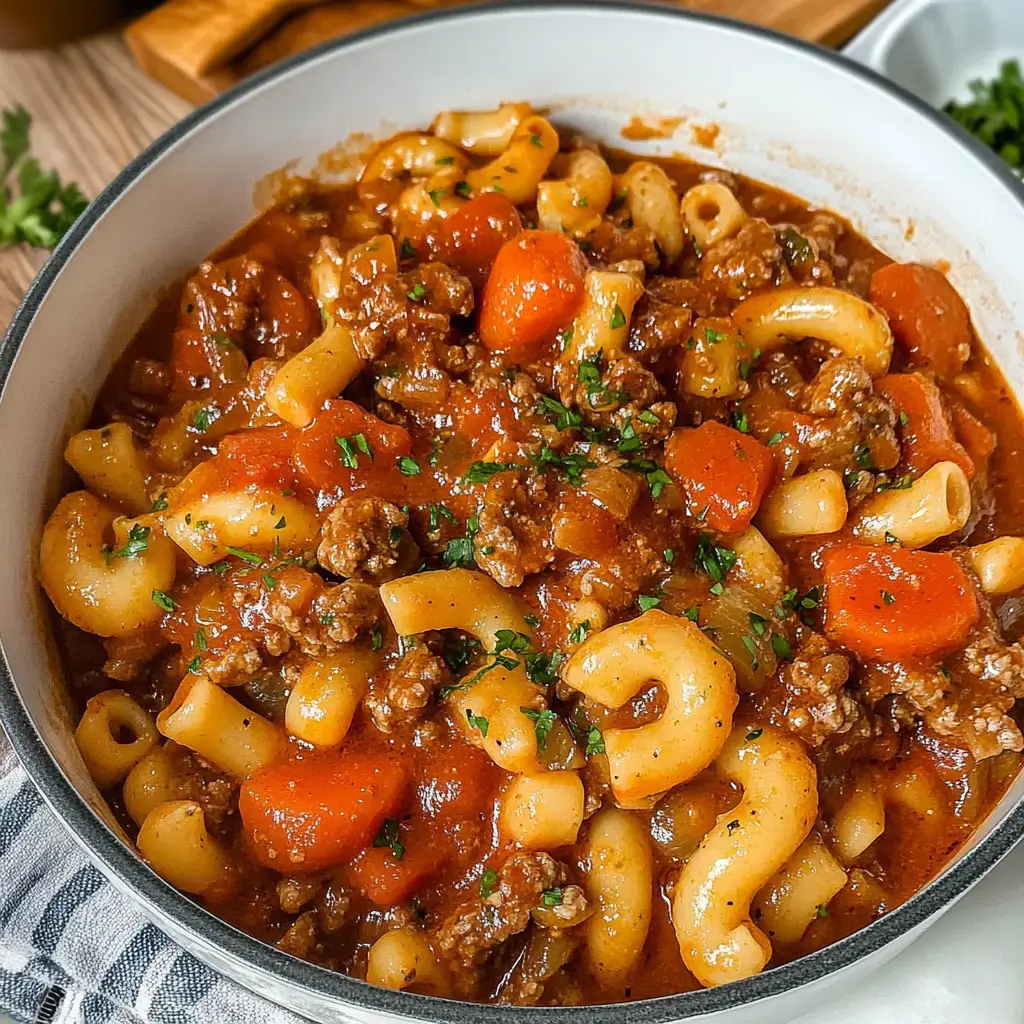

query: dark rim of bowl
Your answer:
[3,2,1024,1020]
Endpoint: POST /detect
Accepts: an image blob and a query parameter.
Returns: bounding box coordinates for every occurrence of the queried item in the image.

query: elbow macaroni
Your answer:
[621,161,683,265]
[673,724,817,987]
[465,115,559,204]
[123,744,183,827]
[433,102,532,155]
[731,526,787,597]
[157,676,286,779]
[164,488,319,566]
[499,771,584,849]
[366,929,448,994]
[561,609,738,802]
[757,469,849,539]
[137,800,232,895]
[968,536,1024,594]
[64,422,151,515]
[752,832,847,944]
[852,461,971,548]
[559,267,645,370]
[537,150,614,237]
[39,492,176,637]
[732,286,894,377]
[832,778,886,864]
[680,181,748,250]
[582,808,653,985]
[264,321,364,429]
[380,569,544,773]
[284,651,375,748]
[75,689,159,789]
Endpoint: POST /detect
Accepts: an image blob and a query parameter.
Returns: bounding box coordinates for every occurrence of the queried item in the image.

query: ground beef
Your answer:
[578,530,665,612]
[588,220,660,268]
[437,853,571,968]
[202,639,264,686]
[277,875,321,914]
[473,470,554,588]
[267,581,382,657]
[336,261,474,360]
[699,218,782,303]
[861,633,1024,760]
[761,633,862,747]
[277,910,321,960]
[161,743,238,835]
[558,353,665,431]
[102,629,166,682]
[317,879,352,934]
[627,294,693,364]
[793,357,900,477]
[317,496,417,582]
[367,645,452,733]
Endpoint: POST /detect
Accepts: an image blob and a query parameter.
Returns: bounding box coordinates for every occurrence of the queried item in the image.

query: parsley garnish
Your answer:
[151,493,168,512]
[520,707,557,752]
[399,238,417,259]
[187,655,201,674]
[881,590,896,605]
[694,533,737,583]
[225,546,262,566]
[151,590,175,612]
[766,430,785,447]
[540,887,563,907]
[733,408,749,433]
[538,394,583,431]
[371,627,383,650]
[771,633,792,659]
[466,709,489,737]
[585,725,605,756]
[568,620,590,645]
[638,593,661,612]
[335,433,372,469]
[442,513,479,568]
[397,456,421,476]
[610,303,627,330]
[192,406,216,433]
[479,868,498,898]
[464,460,522,484]
[373,818,405,861]
[0,106,88,250]
[407,281,428,302]
[106,524,150,562]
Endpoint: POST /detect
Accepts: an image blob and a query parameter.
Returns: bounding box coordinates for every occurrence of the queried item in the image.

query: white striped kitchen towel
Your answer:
[0,732,306,1024]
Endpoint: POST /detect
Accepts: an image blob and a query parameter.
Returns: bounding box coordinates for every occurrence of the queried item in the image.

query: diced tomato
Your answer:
[291,399,413,497]
[823,544,979,662]
[441,193,522,287]
[240,751,408,872]
[869,263,972,380]
[951,402,996,473]
[477,230,587,353]
[218,426,298,490]
[415,739,500,823]
[349,817,448,905]
[876,373,974,479]
[664,420,775,533]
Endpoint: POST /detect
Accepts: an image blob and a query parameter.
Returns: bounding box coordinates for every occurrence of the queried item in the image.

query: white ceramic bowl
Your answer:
[3,4,1024,1022]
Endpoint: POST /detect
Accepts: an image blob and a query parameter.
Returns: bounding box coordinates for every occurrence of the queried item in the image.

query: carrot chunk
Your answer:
[240,751,407,872]
[664,420,775,533]
[869,263,972,380]
[441,192,522,287]
[876,372,974,479]
[823,544,978,662]
[951,402,996,473]
[477,230,587,352]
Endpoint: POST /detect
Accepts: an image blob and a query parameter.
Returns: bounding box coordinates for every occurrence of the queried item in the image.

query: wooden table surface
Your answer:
[0,33,189,328]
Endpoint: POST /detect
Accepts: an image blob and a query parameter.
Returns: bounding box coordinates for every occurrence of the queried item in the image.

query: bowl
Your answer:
[3,3,1024,1022]
[844,0,1024,108]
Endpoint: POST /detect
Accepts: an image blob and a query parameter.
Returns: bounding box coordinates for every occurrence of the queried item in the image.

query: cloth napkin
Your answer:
[0,730,306,1024]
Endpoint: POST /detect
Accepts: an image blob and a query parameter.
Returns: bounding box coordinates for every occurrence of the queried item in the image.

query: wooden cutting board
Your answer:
[125,0,892,105]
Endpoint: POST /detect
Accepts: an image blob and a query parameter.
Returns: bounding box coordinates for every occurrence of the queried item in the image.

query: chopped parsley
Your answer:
[694,533,737,583]
[399,238,417,259]
[540,887,564,907]
[733,407,749,433]
[524,613,541,629]
[225,546,263,566]
[899,410,910,427]
[106,524,150,562]
[610,303,627,330]
[274,516,287,530]
[520,706,557,752]
[397,455,421,476]
[738,348,761,380]
[854,445,875,469]
[766,430,785,447]
[371,627,383,651]
[442,513,479,568]
[427,503,457,531]
[705,327,725,343]
[771,633,792,659]
[335,432,372,469]
[746,728,764,741]
[466,709,489,737]
[479,868,499,898]
[638,593,661,612]
[585,725,606,756]
[454,180,472,199]
[151,589,175,612]
[407,281,428,302]
[538,394,583,431]
[192,406,216,433]
[194,627,208,652]
[151,492,168,512]
[187,655,201,674]
[876,473,914,493]
[464,460,522,484]
[881,590,896,605]
[568,620,590,645]
[373,817,405,861]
